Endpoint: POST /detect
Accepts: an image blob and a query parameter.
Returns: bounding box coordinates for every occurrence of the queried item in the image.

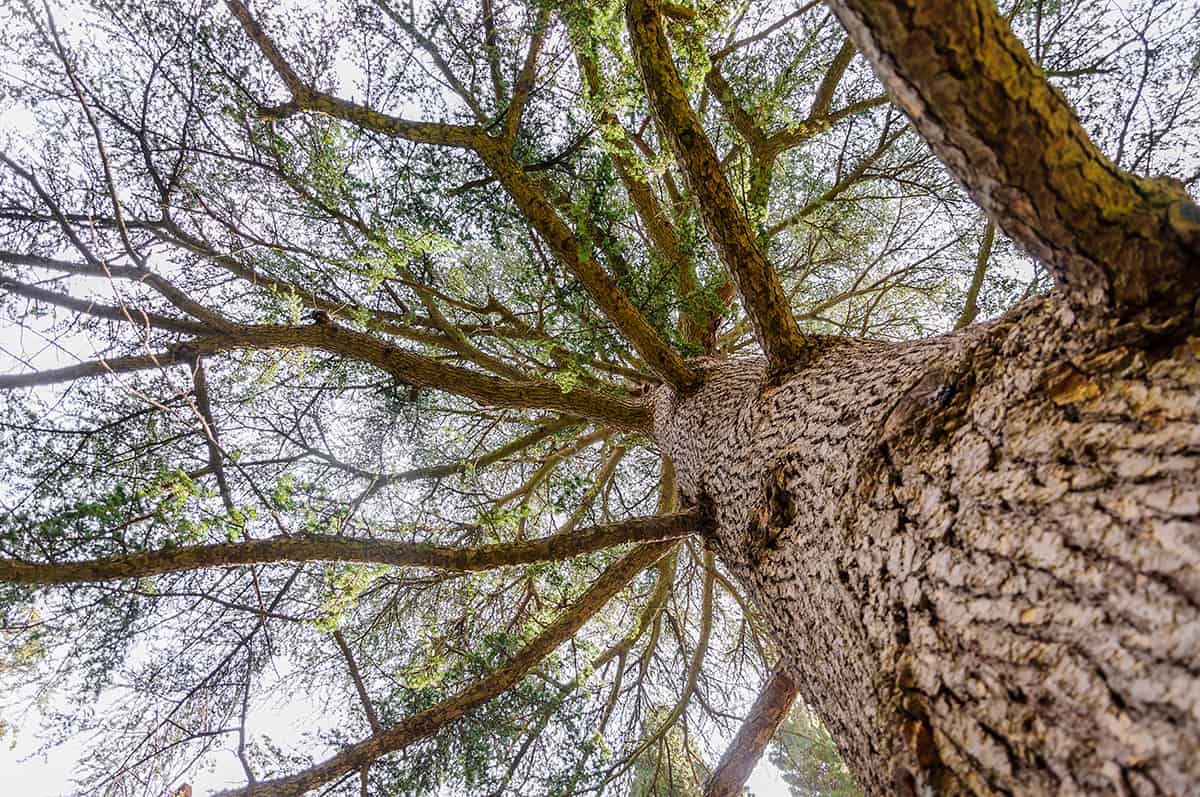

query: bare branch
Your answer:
[223,0,482,148]
[332,630,382,734]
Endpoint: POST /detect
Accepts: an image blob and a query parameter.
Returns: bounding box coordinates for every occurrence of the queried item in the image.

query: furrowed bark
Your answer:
[0,323,654,431]
[654,299,1200,794]
[0,511,697,584]
[212,540,678,797]
[825,0,1200,312]
[626,0,821,378]
[704,670,799,797]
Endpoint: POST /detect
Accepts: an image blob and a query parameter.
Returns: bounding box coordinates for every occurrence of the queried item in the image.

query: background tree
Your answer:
[769,701,861,797]
[0,0,1197,795]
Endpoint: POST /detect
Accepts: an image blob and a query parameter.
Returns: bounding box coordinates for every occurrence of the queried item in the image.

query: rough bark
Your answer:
[824,0,1200,313]
[655,298,1200,795]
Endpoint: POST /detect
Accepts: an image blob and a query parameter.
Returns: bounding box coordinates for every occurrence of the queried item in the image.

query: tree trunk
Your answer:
[654,297,1199,795]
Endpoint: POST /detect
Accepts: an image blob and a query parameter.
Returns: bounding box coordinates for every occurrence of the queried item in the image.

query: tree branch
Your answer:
[210,540,678,797]
[704,670,799,797]
[570,34,706,346]
[0,511,697,585]
[1,278,211,335]
[626,0,820,378]
[955,219,996,330]
[827,0,1200,311]
[474,139,701,392]
[332,630,382,733]
[502,7,551,143]
[223,0,481,148]
[0,323,655,431]
[810,38,857,120]
[224,0,699,394]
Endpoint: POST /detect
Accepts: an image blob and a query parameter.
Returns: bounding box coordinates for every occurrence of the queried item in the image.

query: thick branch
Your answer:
[826,0,1200,311]
[626,0,819,377]
[0,511,696,585]
[475,140,700,391]
[571,37,705,345]
[810,38,857,120]
[225,0,698,393]
[212,540,677,797]
[704,670,799,797]
[0,323,654,431]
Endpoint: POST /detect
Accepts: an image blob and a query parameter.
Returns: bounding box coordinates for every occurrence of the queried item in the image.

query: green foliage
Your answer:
[770,703,862,797]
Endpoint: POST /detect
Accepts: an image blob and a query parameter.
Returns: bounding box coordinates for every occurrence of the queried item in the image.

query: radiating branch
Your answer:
[0,511,697,585]
[224,0,700,394]
[1,278,211,335]
[223,0,482,148]
[0,323,654,431]
[626,0,820,378]
[210,540,678,797]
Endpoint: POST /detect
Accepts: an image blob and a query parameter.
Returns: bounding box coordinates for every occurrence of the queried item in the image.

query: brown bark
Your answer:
[825,0,1200,312]
[0,511,696,585]
[654,299,1200,795]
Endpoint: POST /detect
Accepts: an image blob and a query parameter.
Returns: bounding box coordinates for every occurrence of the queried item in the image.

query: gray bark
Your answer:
[655,297,1200,795]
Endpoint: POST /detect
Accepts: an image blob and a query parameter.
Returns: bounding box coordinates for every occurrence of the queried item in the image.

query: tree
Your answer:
[1,0,1197,794]
[770,700,861,797]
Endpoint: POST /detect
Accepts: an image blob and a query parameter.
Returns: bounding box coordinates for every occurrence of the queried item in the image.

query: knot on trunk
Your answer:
[748,461,795,555]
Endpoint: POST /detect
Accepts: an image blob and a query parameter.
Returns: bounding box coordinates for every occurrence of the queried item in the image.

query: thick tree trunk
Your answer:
[655,298,1199,795]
